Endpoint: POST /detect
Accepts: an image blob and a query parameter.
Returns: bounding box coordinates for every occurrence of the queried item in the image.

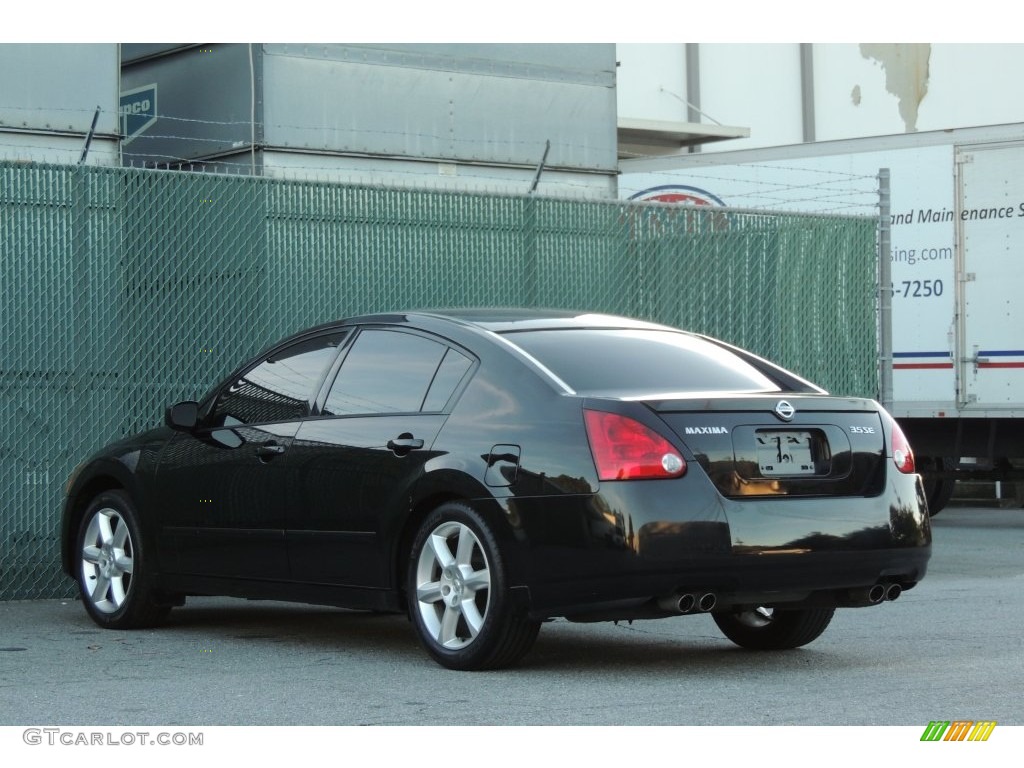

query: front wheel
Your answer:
[408,502,540,670]
[713,606,835,650]
[76,490,170,629]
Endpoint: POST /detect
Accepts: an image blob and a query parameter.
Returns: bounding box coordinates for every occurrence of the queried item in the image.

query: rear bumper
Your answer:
[520,546,930,620]
[502,469,931,619]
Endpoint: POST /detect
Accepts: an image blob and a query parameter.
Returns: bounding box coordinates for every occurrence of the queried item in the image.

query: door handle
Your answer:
[256,443,286,459]
[387,435,424,453]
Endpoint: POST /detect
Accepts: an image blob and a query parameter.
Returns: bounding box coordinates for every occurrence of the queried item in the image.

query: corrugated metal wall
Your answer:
[0,43,120,166]
[120,43,618,196]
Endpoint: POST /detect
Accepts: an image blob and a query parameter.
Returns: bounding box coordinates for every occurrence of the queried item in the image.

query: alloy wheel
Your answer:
[80,507,135,614]
[413,521,492,649]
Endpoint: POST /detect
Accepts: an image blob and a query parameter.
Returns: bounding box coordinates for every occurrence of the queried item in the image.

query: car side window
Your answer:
[323,329,453,416]
[422,347,473,412]
[209,333,346,426]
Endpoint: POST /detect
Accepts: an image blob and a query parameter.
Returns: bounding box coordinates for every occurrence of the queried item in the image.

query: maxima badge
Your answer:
[774,400,796,421]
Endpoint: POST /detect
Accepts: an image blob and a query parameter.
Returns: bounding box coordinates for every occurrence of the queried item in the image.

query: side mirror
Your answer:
[165,401,200,432]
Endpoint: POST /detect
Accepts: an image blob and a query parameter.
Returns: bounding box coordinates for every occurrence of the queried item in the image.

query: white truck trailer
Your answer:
[620,124,1024,512]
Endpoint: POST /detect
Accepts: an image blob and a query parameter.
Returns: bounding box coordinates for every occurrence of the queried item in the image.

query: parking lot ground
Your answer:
[0,506,1022,728]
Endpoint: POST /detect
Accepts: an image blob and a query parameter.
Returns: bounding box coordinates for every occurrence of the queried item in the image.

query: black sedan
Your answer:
[62,310,930,670]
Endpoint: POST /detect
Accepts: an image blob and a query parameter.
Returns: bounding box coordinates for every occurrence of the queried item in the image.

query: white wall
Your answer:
[615,43,689,122]
[699,44,803,148]
[813,44,909,139]
[916,45,1024,130]
[617,43,1024,153]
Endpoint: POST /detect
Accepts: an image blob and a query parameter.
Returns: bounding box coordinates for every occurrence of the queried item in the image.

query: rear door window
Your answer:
[422,348,474,412]
[323,329,453,416]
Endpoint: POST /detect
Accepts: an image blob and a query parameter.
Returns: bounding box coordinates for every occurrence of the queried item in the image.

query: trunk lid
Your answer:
[649,395,886,498]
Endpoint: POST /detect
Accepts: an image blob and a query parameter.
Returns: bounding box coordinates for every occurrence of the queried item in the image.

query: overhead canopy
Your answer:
[617,117,750,159]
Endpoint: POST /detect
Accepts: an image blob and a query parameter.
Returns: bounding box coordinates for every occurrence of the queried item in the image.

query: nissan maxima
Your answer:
[61,310,931,670]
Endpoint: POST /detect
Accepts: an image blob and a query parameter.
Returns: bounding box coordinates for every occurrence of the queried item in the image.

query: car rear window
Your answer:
[503,329,782,396]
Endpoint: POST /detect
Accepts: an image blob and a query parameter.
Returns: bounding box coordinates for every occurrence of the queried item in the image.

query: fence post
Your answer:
[878,168,893,409]
[72,165,92,449]
[523,196,539,306]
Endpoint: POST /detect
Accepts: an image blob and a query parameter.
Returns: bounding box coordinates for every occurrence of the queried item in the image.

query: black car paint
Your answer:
[62,309,931,625]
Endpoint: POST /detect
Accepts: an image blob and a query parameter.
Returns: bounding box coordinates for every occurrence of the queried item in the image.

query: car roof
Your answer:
[258,308,683,362]
[417,308,678,333]
[231,308,823,405]
[326,308,678,334]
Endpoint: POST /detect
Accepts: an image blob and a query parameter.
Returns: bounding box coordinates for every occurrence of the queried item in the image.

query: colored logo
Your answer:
[628,184,727,206]
[920,721,997,742]
[120,84,158,145]
[625,184,731,235]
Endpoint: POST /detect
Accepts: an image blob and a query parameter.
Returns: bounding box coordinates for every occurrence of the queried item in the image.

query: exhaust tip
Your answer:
[698,593,717,612]
[657,593,697,614]
[868,584,886,604]
[885,583,902,601]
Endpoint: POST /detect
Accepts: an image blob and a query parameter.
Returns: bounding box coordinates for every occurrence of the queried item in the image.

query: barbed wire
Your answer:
[0,107,621,197]
[0,154,883,213]
[0,158,620,204]
[0,107,617,158]
[619,162,881,216]
[0,153,617,199]
[1,104,884,212]
[2,106,618,156]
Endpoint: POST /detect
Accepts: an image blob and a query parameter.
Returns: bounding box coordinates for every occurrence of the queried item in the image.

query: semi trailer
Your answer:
[620,125,1024,512]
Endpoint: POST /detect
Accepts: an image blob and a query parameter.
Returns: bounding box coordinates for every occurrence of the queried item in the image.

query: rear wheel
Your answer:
[713,606,834,650]
[76,490,170,629]
[408,502,540,670]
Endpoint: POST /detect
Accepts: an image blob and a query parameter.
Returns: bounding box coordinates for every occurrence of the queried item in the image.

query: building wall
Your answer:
[121,43,619,197]
[617,43,1024,153]
[615,43,690,123]
[699,44,803,148]
[0,44,120,166]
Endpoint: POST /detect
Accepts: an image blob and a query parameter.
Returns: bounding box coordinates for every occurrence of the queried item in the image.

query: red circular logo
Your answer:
[629,185,726,207]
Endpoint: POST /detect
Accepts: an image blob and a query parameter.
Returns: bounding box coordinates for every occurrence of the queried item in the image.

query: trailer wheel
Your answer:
[920,456,956,516]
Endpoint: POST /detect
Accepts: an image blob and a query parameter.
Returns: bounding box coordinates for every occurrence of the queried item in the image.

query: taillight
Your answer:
[889,417,915,474]
[584,409,686,481]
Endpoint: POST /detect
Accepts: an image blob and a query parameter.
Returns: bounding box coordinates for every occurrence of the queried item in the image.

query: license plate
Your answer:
[756,430,816,476]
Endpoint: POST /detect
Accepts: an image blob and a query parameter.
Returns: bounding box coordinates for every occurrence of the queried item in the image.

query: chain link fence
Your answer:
[1,161,879,600]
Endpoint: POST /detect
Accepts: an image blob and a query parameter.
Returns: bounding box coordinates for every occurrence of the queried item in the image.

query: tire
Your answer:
[920,456,956,516]
[76,490,171,629]
[407,502,540,670]
[713,606,835,650]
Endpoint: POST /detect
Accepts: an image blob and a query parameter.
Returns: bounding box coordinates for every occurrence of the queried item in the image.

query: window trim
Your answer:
[199,329,350,429]
[312,325,478,419]
[421,346,476,414]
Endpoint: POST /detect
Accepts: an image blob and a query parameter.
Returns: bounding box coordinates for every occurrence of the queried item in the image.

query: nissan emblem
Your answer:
[774,400,796,421]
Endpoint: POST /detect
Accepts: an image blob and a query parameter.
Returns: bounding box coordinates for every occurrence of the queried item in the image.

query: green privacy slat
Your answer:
[0,162,878,600]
